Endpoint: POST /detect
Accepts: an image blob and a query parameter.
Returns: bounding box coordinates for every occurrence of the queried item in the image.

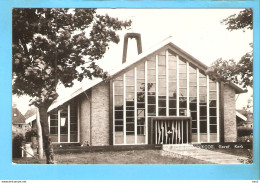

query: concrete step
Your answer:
[162,145,247,164]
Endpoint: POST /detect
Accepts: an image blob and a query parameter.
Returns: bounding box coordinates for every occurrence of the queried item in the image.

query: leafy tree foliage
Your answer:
[221,8,253,31]
[12,8,131,163]
[206,49,253,88]
[206,9,253,88]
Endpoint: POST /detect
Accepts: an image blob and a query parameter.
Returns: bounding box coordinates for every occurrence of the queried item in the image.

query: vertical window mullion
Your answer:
[207,76,210,142]
[145,61,148,144]
[216,82,220,142]
[77,101,80,143]
[134,67,137,144]
[187,62,189,116]
[156,55,158,116]
[166,50,169,116]
[68,104,70,143]
[196,68,200,143]
[176,55,179,116]
[123,74,126,145]
[113,82,115,145]
[58,109,61,143]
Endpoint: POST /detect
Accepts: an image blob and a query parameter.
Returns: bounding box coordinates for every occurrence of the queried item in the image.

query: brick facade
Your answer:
[78,81,238,146]
[79,82,110,146]
[223,84,237,142]
[91,82,110,146]
[79,91,91,145]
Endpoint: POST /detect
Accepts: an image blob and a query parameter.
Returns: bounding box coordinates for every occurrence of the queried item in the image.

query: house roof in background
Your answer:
[47,36,247,112]
[24,108,37,124]
[24,108,37,119]
[236,111,247,121]
[12,107,26,124]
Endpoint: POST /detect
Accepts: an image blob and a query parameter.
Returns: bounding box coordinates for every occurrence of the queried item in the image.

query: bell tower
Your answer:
[122,33,142,64]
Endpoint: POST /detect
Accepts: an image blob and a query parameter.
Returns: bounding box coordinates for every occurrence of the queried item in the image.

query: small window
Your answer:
[169,100,176,108]
[169,109,176,116]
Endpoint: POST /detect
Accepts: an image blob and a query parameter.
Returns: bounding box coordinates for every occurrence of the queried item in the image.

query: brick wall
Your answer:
[223,84,237,142]
[79,91,91,145]
[91,82,110,146]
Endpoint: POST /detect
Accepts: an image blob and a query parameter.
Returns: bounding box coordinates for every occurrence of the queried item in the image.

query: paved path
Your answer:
[162,145,247,164]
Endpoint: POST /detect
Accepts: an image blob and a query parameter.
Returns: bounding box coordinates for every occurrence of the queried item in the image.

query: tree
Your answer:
[12,8,131,163]
[221,8,253,31]
[206,8,253,88]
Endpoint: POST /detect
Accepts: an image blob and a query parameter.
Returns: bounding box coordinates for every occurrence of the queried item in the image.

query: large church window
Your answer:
[158,51,167,116]
[114,75,124,144]
[137,63,146,143]
[168,51,177,116]
[199,72,207,133]
[125,70,135,144]
[113,48,219,145]
[147,56,156,116]
[209,79,217,142]
[189,65,197,139]
[179,57,187,116]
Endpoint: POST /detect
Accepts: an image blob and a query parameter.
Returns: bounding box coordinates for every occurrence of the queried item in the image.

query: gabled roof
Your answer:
[12,107,26,124]
[24,108,37,119]
[48,78,103,112]
[24,108,37,124]
[47,36,247,112]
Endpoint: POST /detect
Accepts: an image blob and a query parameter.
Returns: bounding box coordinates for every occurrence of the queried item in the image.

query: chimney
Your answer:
[122,33,142,64]
[13,102,17,108]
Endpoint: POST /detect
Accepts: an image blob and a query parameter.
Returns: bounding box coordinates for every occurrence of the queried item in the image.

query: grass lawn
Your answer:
[13,150,211,164]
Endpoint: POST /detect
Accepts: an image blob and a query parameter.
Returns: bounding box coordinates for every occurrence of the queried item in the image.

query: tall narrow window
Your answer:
[114,76,124,144]
[136,63,146,144]
[209,79,217,142]
[158,51,166,116]
[179,57,187,116]
[50,109,58,142]
[70,100,78,142]
[125,69,135,144]
[189,65,197,142]
[199,72,207,142]
[60,105,68,142]
[168,51,177,116]
[147,56,156,116]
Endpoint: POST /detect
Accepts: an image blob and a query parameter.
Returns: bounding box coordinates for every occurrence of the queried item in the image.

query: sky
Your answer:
[13,9,253,114]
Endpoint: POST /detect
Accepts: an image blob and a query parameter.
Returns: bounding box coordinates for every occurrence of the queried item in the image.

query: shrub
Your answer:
[237,127,252,137]
[12,133,25,158]
[25,129,38,142]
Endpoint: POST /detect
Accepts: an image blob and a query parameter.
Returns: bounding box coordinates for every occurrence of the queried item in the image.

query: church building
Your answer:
[41,33,246,146]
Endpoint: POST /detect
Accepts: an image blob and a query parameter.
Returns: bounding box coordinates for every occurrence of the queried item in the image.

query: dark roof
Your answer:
[236,109,247,116]
[12,107,26,124]
[24,108,37,119]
